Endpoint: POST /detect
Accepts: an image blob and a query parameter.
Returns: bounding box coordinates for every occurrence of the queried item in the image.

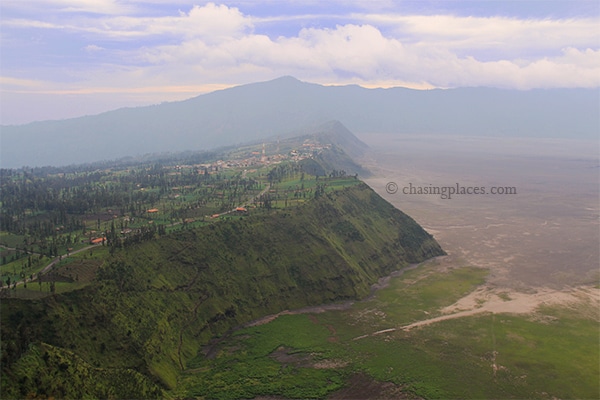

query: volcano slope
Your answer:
[1,181,444,399]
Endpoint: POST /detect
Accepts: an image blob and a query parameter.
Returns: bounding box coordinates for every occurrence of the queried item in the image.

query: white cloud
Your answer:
[92,3,252,40]
[359,14,600,57]
[181,4,252,40]
[3,3,253,41]
[130,16,599,90]
[84,44,105,52]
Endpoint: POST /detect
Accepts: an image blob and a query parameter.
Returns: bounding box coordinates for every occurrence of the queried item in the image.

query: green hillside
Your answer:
[1,182,444,398]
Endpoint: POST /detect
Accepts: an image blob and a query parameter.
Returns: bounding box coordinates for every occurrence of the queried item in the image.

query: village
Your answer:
[169,138,331,175]
[83,138,334,245]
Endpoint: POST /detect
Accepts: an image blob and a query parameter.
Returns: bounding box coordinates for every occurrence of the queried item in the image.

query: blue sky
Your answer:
[1,0,598,124]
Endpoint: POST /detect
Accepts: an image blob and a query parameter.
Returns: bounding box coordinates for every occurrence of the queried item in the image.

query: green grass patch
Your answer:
[175,265,487,399]
[175,263,598,400]
[352,264,488,330]
[0,232,27,249]
[2,343,163,399]
[373,308,600,399]
[178,314,348,399]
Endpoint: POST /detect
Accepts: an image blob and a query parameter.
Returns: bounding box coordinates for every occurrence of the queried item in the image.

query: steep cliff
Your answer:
[1,183,444,398]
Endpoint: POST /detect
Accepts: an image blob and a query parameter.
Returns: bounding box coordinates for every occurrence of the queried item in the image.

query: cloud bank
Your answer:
[1,1,598,124]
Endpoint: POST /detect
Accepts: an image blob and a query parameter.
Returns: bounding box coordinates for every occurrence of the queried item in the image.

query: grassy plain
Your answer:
[176,261,598,399]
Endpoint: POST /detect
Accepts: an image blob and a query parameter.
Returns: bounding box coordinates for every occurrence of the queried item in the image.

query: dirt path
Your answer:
[243,301,355,327]
[404,285,599,331]
[352,284,599,339]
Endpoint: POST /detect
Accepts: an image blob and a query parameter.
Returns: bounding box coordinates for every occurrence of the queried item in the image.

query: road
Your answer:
[0,244,98,290]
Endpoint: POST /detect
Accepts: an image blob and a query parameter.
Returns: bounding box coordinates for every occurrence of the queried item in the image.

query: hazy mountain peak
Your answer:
[270,75,304,84]
[1,77,597,168]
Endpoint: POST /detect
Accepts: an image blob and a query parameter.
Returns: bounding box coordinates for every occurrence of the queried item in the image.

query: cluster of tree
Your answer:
[328,169,349,178]
[0,171,159,234]
[1,148,220,178]
[313,183,327,199]
[1,164,268,227]
[267,163,305,183]
[112,225,159,250]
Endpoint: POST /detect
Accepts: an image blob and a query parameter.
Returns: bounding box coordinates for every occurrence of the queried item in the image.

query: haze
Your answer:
[364,134,599,291]
[1,77,598,168]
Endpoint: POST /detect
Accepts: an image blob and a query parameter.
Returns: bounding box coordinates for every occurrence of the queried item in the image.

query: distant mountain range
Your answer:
[1,76,597,168]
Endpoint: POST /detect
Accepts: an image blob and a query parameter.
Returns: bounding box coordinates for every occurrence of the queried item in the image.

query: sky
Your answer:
[1,0,599,125]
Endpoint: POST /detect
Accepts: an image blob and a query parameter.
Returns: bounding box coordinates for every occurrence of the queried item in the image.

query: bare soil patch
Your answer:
[269,346,314,368]
[400,283,599,331]
[269,346,348,370]
[327,373,421,400]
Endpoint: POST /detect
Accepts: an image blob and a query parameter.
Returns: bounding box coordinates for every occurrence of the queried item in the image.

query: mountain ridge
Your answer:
[1,76,597,168]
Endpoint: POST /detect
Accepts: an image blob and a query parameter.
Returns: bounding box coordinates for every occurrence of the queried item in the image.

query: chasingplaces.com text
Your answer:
[385,182,517,200]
